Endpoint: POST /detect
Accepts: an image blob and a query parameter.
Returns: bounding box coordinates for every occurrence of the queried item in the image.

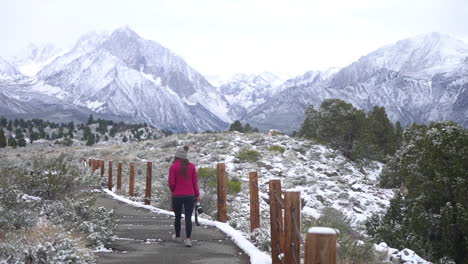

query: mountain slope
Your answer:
[2,27,230,132]
[244,33,468,132]
[219,72,286,120]
[0,57,22,81]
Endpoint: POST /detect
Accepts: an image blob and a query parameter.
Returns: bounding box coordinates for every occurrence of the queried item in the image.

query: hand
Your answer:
[196,196,201,202]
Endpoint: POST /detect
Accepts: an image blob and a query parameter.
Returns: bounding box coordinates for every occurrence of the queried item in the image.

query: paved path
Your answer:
[95,194,250,264]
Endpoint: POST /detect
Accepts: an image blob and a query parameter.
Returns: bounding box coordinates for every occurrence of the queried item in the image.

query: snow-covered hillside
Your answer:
[0,131,432,263]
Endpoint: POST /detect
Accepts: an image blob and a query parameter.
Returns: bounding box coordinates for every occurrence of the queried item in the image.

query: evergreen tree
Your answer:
[0,117,6,127]
[395,121,403,149]
[243,123,252,133]
[109,126,117,137]
[57,127,64,138]
[7,120,12,132]
[13,119,18,128]
[87,114,94,125]
[0,128,6,148]
[15,129,26,147]
[315,99,366,158]
[7,135,17,148]
[366,106,397,158]
[370,121,468,263]
[83,126,92,141]
[122,135,128,143]
[298,104,320,139]
[86,133,95,146]
[96,120,108,134]
[229,120,243,132]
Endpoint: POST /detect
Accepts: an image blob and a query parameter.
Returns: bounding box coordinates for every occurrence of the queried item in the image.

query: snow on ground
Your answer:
[103,189,271,264]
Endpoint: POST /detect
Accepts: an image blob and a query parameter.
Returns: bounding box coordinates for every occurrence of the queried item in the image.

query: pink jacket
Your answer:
[168,160,200,198]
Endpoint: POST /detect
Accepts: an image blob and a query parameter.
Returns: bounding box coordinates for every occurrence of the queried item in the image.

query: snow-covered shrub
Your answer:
[0,156,114,262]
[0,225,95,264]
[306,207,383,263]
[227,177,241,194]
[236,149,262,162]
[45,197,114,247]
[268,145,285,154]
[0,185,40,231]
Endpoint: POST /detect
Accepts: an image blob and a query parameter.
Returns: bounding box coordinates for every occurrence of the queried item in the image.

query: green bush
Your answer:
[227,177,241,194]
[197,167,217,190]
[269,145,285,154]
[304,207,380,263]
[236,149,261,162]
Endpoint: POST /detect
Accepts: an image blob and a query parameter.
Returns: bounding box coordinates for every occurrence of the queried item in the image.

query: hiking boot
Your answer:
[172,234,181,243]
[184,238,192,247]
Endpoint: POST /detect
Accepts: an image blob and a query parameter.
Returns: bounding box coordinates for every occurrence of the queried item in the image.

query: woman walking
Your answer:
[168,145,200,247]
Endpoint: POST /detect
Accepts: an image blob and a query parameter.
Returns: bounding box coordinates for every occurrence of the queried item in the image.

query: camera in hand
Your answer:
[195,202,203,214]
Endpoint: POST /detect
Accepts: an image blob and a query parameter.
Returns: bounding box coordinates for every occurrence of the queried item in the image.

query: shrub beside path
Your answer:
[95,194,250,264]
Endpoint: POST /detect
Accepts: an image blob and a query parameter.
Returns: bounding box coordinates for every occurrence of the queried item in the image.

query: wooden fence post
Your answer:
[108,161,113,191]
[305,227,337,264]
[117,161,122,193]
[144,161,152,205]
[88,159,92,168]
[284,191,301,264]
[100,160,105,178]
[216,163,228,222]
[129,162,135,196]
[91,159,97,172]
[249,171,260,232]
[269,180,284,264]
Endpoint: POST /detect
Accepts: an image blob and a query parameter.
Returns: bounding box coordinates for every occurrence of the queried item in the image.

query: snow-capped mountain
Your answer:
[1,27,230,132]
[244,33,468,132]
[219,72,287,120]
[0,57,23,81]
[9,43,63,77]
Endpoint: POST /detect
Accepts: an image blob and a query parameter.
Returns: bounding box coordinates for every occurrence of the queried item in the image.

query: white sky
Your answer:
[1,0,468,80]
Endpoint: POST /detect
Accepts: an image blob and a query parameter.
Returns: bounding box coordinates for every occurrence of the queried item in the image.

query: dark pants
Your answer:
[172,195,195,238]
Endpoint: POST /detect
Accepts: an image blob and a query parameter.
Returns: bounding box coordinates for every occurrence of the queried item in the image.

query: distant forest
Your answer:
[0,115,161,148]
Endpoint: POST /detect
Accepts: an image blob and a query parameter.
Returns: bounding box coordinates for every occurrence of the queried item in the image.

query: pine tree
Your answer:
[372,121,468,263]
[7,120,12,132]
[0,117,6,127]
[122,135,128,143]
[0,128,6,148]
[298,104,320,139]
[83,126,92,141]
[58,127,64,138]
[16,129,26,147]
[87,114,94,125]
[7,135,17,148]
[229,120,243,132]
[109,126,117,137]
[243,123,252,133]
[86,133,95,146]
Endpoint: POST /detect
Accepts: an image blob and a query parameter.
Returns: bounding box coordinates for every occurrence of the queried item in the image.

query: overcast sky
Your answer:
[2,0,468,80]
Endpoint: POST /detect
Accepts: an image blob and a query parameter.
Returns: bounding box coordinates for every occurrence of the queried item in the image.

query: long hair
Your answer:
[173,145,190,179]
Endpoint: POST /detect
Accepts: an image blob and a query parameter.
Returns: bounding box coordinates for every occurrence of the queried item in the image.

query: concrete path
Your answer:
[95,194,250,264]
